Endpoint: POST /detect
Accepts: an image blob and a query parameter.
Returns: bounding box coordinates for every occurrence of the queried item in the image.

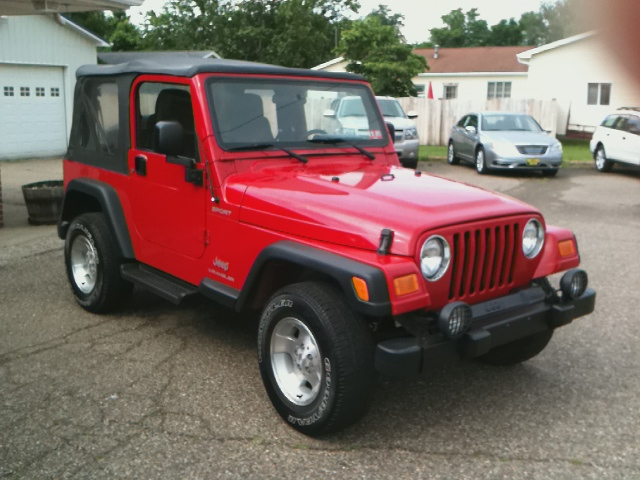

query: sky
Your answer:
[128,0,547,44]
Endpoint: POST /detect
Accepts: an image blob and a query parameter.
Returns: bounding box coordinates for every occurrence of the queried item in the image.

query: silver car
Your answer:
[448,112,563,175]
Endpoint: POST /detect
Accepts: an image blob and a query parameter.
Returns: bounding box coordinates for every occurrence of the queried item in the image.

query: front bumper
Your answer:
[486,149,562,170]
[375,284,596,376]
[395,138,420,160]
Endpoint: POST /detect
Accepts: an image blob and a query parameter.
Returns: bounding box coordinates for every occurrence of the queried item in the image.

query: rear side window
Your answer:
[626,115,640,134]
[71,79,119,154]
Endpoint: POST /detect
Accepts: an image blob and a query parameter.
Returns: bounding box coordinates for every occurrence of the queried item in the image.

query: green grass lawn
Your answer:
[419,137,592,164]
[557,137,592,163]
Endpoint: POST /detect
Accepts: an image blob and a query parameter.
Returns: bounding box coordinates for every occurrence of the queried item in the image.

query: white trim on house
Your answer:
[418,72,528,78]
[311,57,344,70]
[55,14,109,47]
[517,31,596,65]
[0,0,142,15]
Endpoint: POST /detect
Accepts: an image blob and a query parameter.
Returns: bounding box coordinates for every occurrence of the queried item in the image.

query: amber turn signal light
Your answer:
[558,239,576,257]
[352,277,370,302]
[393,274,419,297]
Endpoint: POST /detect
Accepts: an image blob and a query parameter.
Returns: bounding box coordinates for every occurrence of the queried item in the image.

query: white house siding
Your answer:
[0,15,99,159]
[413,74,528,101]
[523,35,640,135]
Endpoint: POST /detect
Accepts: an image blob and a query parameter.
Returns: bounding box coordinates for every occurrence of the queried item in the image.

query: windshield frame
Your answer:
[205,76,390,153]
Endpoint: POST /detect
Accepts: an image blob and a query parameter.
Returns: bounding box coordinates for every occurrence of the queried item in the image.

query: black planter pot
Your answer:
[21,180,64,226]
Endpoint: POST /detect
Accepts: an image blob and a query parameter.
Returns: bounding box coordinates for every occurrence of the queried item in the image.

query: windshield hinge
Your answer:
[377,229,394,255]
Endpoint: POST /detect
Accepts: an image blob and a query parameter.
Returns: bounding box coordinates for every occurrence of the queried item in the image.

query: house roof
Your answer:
[98,51,222,64]
[77,57,366,81]
[517,31,596,65]
[414,46,530,74]
[0,0,141,15]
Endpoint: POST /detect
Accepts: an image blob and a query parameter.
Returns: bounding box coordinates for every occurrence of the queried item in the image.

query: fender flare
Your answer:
[200,241,392,317]
[58,178,135,259]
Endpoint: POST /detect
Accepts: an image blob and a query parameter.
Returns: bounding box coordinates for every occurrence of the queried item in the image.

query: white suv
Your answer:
[590,108,640,172]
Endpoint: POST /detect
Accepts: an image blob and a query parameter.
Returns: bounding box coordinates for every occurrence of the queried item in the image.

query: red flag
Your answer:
[427,81,434,99]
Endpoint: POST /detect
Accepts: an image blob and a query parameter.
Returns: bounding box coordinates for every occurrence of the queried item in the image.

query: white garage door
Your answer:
[0,65,67,159]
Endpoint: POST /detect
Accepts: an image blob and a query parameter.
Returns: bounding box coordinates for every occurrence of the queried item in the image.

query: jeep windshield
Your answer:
[206,78,388,152]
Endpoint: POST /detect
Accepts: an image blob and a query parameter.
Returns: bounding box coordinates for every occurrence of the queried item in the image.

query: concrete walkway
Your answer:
[0,158,63,267]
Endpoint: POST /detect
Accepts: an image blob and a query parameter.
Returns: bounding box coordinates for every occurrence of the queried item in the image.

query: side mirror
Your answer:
[465,125,477,134]
[386,122,396,143]
[154,121,184,156]
[323,109,337,118]
[407,110,418,119]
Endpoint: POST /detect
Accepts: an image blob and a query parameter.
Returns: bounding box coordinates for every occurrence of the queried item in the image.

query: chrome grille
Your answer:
[517,145,547,155]
[449,221,520,300]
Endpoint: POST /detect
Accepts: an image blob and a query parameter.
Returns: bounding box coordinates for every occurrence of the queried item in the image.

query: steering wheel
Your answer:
[306,129,327,139]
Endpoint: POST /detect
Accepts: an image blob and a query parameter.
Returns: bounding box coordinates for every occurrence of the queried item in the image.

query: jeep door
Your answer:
[127,79,207,261]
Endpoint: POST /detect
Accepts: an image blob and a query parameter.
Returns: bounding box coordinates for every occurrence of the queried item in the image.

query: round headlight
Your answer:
[420,235,450,281]
[522,219,544,258]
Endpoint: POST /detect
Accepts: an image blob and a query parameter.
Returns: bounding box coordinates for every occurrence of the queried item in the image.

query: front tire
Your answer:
[447,141,460,165]
[594,145,613,172]
[476,147,488,174]
[64,213,132,313]
[477,329,553,366]
[257,282,375,436]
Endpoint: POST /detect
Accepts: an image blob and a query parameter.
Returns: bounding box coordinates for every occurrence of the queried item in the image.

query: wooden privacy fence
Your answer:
[396,98,559,146]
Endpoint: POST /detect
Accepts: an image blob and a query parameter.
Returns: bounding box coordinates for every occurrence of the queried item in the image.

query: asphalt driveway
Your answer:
[0,161,639,479]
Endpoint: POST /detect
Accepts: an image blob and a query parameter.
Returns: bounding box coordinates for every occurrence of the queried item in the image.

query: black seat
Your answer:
[153,88,197,158]
[221,93,274,144]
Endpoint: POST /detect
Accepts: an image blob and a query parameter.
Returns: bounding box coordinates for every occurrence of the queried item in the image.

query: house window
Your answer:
[487,81,511,99]
[414,84,425,98]
[51,87,60,97]
[36,87,45,97]
[20,87,30,97]
[3,86,14,96]
[444,84,458,99]
[587,83,611,105]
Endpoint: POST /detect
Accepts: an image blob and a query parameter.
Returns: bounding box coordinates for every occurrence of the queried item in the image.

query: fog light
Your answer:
[438,302,472,339]
[560,269,588,300]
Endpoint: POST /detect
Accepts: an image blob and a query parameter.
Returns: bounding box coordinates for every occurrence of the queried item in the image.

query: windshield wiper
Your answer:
[227,144,308,163]
[306,137,376,160]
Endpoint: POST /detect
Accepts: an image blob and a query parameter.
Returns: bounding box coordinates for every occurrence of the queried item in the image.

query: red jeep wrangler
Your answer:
[58,58,595,436]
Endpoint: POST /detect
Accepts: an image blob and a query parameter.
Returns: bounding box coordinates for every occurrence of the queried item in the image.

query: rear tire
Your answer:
[64,213,132,313]
[477,329,553,366]
[594,145,613,172]
[257,282,375,436]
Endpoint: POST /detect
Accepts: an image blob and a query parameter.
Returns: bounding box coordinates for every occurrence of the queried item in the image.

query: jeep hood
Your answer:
[233,164,539,256]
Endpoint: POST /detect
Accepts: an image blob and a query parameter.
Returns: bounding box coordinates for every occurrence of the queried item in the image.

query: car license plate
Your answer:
[527,158,540,166]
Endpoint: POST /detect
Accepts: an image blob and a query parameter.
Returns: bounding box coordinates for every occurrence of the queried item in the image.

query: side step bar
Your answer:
[121,263,199,305]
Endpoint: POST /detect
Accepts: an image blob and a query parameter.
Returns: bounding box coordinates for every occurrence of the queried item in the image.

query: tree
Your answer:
[141,0,359,68]
[429,8,490,47]
[540,0,586,43]
[488,19,523,46]
[65,10,142,51]
[424,1,590,48]
[338,15,427,96]
[519,11,547,46]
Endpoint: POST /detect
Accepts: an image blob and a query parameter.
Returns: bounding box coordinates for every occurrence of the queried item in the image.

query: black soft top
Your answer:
[77,57,363,81]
